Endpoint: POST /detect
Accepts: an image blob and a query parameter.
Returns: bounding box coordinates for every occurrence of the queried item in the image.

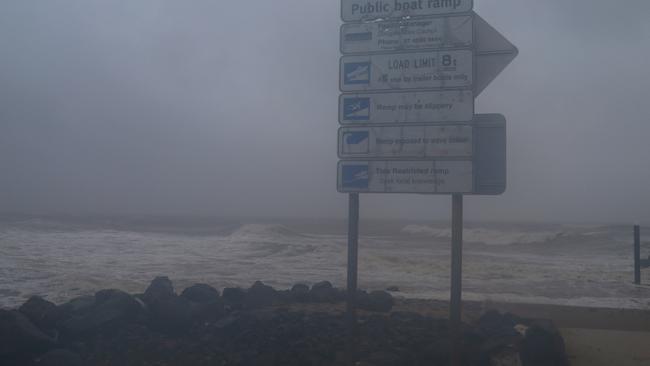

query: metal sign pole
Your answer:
[450,194,464,366]
[635,225,641,285]
[346,193,360,363]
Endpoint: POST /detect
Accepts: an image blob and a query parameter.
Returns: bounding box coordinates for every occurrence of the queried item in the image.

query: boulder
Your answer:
[213,314,240,330]
[181,284,220,303]
[58,296,95,318]
[19,296,61,331]
[0,309,54,356]
[490,347,522,366]
[137,277,194,333]
[311,281,333,292]
[477,311,522,338]
[358,291,393,313]
[474,311,527,361]
[143,276,175,304]
[189,301,225,323]
[422,338,451,365]
[147,294,192,335]
[60,290,142,336]
[246,281,277,308]
[309,281,340,303]
[290,284,310,302]
[362,351,403,366]
[520,322,568,366]
[222,287,246,306]
[37,349,83,366]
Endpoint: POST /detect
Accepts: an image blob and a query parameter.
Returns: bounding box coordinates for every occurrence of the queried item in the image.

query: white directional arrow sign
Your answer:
[473,14,518,96]
[339,14,517,96]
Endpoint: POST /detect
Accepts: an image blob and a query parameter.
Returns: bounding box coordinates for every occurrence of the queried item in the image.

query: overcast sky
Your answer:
[1,0,649,224]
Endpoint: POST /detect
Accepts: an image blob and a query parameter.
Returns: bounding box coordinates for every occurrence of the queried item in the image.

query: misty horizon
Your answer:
[2,0,650,224]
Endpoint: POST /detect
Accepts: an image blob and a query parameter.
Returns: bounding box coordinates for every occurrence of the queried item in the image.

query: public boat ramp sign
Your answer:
[338,0,517,195]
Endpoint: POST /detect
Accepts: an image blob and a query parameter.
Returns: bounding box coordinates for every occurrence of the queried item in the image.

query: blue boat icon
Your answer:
[343,131,370,155]
[342,165,370,189]
[343,97,371,121]
[344,62,371,85]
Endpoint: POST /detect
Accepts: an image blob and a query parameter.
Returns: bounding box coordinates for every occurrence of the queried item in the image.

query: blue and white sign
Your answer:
[341,0,474,22]
[342,97,372,121]
[341,130,371,155]
[339,90,473,124]
[341,164,371,190]
[341,15,474,55]
[338,160,473,194]
[343,62,371,85]
[339,125,473,159]
[340,50,473,92]
[336,114,507,195]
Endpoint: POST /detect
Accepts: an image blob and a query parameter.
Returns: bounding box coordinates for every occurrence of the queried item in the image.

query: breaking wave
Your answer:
[227,224,305,240]
[401,225,564,245]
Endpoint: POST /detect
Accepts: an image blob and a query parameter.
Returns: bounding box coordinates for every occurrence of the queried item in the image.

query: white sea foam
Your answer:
[227,224,303,240]
[0,218,648,310]
[401,225,563,245]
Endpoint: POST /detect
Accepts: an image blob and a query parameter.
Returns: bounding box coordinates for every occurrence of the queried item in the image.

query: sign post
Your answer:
[346,193,360,363]
[635,225,641,285]
[338,2,517,364]
[450,193,463,365]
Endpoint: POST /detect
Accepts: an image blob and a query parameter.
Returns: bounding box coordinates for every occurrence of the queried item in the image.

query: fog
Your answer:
[1,0,649,224]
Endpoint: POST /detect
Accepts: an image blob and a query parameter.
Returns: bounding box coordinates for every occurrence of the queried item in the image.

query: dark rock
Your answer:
[213,315,240,330]
[181,284,220,303]
[386,286,400,292]
[358,291,394,313]
[140,277,192,334]
[19,296,61,331]
[0,310,54,356]
[58,296,95,317]
[95,289,122,304]
[363,351,403,366]
[275,289,293,304]
[311,280,333,292]
[422,338,451,365]
[480,334,521,355]
[143,276,175,304]
[520,323,568,366]
[222,287,246,306]
[478,311,521,338]
[37,349,83,366]
[147,295,192,335]
[60,290,142,336]
[309,281,340,303]
[189,301,225,323]
[246,281,277,308]
[290,284,310,302]
[489,346,522,366]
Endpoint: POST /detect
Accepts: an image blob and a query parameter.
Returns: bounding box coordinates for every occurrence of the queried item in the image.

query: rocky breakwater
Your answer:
[1,277,568,365]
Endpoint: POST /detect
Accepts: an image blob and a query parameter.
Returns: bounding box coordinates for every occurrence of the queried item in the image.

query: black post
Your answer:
[635,225,641,285]
[346,193,360,364]
[450,194,464,366]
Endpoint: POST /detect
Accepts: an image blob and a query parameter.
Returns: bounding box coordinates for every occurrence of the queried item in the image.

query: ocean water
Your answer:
[0,215,648,310]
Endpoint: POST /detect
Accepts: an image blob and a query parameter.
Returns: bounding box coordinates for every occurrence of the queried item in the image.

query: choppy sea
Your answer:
[1,215,649,309]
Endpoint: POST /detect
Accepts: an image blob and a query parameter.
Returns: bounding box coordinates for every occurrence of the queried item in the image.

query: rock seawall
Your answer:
[1,277,568,366]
